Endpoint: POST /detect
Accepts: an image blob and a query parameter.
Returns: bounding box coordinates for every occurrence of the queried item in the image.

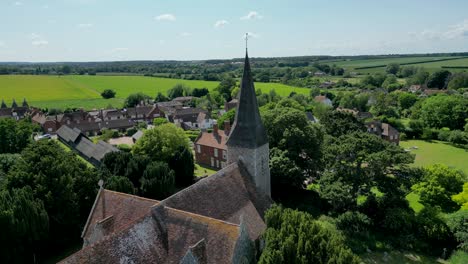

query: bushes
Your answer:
[336,211,371,235]
[446,210,468,251]
[101,89,116,99]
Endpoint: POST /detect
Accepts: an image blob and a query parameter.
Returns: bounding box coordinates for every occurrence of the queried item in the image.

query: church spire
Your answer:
[226,50,268,148]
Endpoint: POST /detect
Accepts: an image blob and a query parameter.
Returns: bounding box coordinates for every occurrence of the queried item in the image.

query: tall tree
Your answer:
[140,161,175,200]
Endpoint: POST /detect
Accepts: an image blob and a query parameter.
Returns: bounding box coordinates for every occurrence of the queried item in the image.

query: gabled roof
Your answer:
[195,130,228,150]
[227,52,268,149]
[57,125,82,143]
[382,123,399,136]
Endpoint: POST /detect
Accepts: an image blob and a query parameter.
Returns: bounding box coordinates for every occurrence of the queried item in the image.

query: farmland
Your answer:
[0,75,310,110]
[330,56,468,74]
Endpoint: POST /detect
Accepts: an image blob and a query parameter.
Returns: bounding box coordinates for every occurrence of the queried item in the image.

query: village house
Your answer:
[0,98,32,120]
[194,121,230,169]
[319,81,336,88]
[336,107,373,120]
[314,71,327,76]
[366,120,400,145]
[168,107,214,130]
[409,84,423,93]
[224,98,238,112]
[314,95,333,107]
[60,51,272,264]
[57,125,119,166]
[172,96,194,106]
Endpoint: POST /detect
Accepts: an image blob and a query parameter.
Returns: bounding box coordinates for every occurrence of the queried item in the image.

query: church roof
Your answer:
[60,161,271,263]
[226,52,268,149]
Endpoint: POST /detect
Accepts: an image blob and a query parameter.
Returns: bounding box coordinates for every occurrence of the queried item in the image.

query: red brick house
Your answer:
[194,122,230,169]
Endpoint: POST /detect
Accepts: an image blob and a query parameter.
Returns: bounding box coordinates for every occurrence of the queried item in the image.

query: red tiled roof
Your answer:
[195,130,228,150]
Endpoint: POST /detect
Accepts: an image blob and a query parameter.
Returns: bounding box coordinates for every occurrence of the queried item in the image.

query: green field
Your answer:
[331,56,468,74]
[0,75,310,110]
[400,140,468,175]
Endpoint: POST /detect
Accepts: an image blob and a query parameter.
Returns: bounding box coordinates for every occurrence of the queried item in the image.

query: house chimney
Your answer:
[224,120,231,136]
[213,123,218,136]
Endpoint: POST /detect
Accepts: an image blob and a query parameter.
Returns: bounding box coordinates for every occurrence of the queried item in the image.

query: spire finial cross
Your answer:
[245,33,249,51]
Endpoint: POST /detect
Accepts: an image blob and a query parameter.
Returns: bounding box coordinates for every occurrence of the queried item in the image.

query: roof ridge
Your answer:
[104,189,160,203]
[156,205,240,228]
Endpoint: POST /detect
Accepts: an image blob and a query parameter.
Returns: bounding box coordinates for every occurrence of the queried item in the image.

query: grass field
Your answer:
[0,75,310,110]
[400,140,468,175]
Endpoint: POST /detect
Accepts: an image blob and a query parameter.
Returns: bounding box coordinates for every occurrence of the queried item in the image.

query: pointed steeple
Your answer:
[22,98,28,107]
[11,99,18,108]
[226,51,268,148]
[0,99,6,108]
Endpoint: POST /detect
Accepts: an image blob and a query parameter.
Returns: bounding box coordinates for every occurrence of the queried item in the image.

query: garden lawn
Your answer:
[0,75,309,109]
[400,140,468,175]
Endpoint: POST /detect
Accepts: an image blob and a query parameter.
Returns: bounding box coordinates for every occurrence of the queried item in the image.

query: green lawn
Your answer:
[0,75,309,110]
[194,164,217,178]
[360,251,439,264]
[400,140,468,175]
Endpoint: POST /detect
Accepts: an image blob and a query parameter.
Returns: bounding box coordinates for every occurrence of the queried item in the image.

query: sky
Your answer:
[0,0,468,62]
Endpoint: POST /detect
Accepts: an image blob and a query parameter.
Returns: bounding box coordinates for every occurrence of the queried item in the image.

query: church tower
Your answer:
[227,51,271,197]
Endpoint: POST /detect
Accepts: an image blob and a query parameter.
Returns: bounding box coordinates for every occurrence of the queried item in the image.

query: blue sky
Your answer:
[0,0,467,62]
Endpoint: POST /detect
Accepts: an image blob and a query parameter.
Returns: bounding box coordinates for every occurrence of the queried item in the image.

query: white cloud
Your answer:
[14,1,23,6]
[444,19,468,39]
[30,33,48,46]
[240,11,263,20]
[77,23,93,29]
[155,14,176,21]
[0,41,5,47]
[109,47,129,53]
[179,32,192,37]
[214,20,228,28]
[32,40,49,46]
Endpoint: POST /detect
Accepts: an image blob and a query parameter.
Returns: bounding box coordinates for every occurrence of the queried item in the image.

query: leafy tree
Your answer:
[169,145,194,187]
[133,123,190,162]
[427,70,452,89]
[448,73,468,90]
[167,84,191,99]
[124,93,150,107]
[105,175,135,194]
[446,210,468,251]
[154,92,169,102]
[398,92,418,109]
[6,140,98,252]
[420,95,468,130]
[0,118,38,154]
[408,68,429,85]
[216,75,236,101]
[262,107,323,193]
[0,187,49,263]
[101,89,116,99]
[100,151,132,177]
[218,109,236,130]
[140,161,175,199]
[386,63,400,75]
[320,110,365,137]
[400,66,417,78]
[452,182,468,210]
[191,87,209,97]
[0,153,20,174]
[60,65,72,74]
[153,117,169,126]
[258,205,360,264]
[412,164,466,212]
[382,74,401,91]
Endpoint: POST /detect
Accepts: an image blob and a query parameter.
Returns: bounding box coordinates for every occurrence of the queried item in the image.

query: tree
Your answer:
[408,68,429,85]
[446,210,468,251]
[319,110,365,137]
[452,182,468,210]
[153,117,169,126]
[400,66,417,78]
[60,65,72,74]
[217,109,236,129]
[386,63,400,75]
[133,123,190,161]
[398,92,418,110]
[105,175,135,194]
[6,140,99,252]
[216,75,236,101]
[412,164,466,212]
[261,107,323,193]
[382,74,400,91]
[427,70,452,89]
[140,161,175,199]
[420,95,468,130]
[169,145,194,187]
[448,73,468,90]
[167,84,191,99]
[0,118,38,154]
[154,92,169,102]
[101,89,116,99]
[124,93,150,107]
[192,87,209,97]
[258,205,360,264]
[0,187,49,263]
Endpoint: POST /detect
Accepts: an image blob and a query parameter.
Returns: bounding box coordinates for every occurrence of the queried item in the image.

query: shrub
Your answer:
[140,161,175,199]
[446,210,468,251]
[336,211,372,235]
[101,89,116,99]
[448,250,468,264]
[105,175,135,194]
